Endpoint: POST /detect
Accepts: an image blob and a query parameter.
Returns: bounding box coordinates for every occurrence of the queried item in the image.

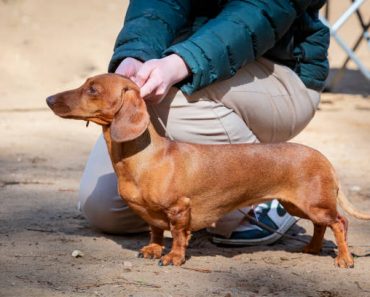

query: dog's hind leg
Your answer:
[280,201,326,254]
[159,197,191,266]
[139,226,164,259]
[337,213,349,241]
[304,206,353,268]
[330,215,354,268]
[303,224,326,254]
[301,206,353,267]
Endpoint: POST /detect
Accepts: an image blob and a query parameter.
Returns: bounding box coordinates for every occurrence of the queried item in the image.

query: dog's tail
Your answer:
[337,188,370,220]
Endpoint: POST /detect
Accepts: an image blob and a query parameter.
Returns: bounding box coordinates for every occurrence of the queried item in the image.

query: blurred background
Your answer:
[0,1,369,297]
[0,0,128,110]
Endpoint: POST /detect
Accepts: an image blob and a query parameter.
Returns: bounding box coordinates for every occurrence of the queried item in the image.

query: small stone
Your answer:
[280,256,289,261]
[72,250,84,258]
[350,185,361,192]
[123,261,133,268]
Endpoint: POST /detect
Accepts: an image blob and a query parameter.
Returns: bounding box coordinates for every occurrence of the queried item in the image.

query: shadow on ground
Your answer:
[324,68,370,96]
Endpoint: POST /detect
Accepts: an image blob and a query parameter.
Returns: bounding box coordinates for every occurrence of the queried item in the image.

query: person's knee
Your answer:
[80,190,148,234]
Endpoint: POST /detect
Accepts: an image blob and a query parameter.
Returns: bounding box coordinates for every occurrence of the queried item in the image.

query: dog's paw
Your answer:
[158,252,185,266]
[334,255,354,269]
[138,243,164,259]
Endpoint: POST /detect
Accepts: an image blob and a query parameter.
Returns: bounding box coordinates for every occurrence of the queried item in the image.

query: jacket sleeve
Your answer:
[108,0,191,73]
[164,0,315,94]
[297,11,330,91]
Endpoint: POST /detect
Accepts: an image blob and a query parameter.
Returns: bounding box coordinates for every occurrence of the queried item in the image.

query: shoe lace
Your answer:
[237,209,308,244]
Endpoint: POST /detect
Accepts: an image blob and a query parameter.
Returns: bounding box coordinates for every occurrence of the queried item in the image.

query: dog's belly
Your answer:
[187,192,259,231]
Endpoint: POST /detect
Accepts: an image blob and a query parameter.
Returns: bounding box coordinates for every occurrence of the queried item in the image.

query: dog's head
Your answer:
[46,74,150,142]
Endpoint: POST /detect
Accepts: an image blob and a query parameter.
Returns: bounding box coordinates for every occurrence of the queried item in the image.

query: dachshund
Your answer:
[47,73,370,268]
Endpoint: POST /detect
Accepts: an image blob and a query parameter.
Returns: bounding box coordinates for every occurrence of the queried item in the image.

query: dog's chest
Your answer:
[117,178,171,229]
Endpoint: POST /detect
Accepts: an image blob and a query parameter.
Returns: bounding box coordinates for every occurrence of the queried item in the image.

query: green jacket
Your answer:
[109,0,329,94]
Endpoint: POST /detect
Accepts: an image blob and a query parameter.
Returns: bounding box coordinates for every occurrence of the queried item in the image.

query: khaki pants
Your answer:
[78,58,320,236]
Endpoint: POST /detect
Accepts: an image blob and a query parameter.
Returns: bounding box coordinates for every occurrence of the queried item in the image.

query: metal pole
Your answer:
[332,0,366,32]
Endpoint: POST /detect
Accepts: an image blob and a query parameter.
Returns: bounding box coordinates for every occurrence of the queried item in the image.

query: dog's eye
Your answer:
[87,86,99,96]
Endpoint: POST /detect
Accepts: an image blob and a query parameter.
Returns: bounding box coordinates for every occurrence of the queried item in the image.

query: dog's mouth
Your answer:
[50,103,71,115]
[46,96,111,125]
[58,114,110,126]
[85,117,110,125]
[46,96,72,115]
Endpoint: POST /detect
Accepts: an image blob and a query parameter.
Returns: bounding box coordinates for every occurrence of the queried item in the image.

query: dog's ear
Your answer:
[110,88,150,142]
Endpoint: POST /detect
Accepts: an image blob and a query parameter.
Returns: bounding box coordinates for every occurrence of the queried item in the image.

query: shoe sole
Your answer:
[212,216,297,246]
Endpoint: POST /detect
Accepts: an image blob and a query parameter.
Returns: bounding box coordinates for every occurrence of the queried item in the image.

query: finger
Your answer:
[115,58,143,78]
[142,85,168,105]
[115,61,134,77]
[146,86,168,104]
[115,64,129,76]
[134,62,156,87]
[140,77,161,98]
[154,85,167,98]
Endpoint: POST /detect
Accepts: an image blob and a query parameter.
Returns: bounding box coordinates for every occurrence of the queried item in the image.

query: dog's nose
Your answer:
[46,95,55,108]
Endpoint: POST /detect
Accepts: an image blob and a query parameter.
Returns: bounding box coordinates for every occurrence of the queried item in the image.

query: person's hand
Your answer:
[115,57,143,80]
[132,54,190,104]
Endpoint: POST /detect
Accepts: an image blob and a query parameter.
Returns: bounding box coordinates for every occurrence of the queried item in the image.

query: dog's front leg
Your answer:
[138,226,164,259]
[159,197,191,266]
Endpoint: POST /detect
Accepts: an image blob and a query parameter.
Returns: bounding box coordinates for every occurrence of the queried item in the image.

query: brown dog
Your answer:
[47,73,370,268]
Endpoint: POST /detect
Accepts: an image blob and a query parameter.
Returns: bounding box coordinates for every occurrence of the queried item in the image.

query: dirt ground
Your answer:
[1,1,370,297]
